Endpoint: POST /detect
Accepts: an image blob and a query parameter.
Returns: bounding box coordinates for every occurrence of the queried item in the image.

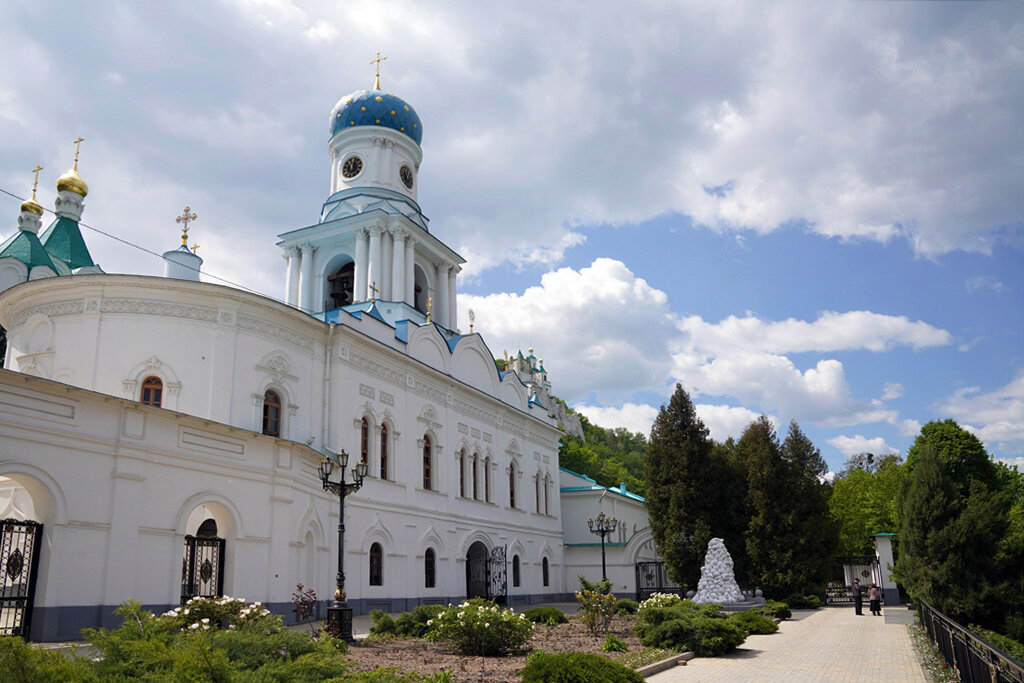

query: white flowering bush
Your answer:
[425,598,533,656]
[161,595,280,633]
[638,592,683,612]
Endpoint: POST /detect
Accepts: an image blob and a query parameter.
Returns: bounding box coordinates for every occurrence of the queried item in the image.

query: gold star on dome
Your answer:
[375,96,382,102]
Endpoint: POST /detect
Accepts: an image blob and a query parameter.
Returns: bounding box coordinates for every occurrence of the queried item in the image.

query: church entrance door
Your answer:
[0,518,43,638]
[181,519,225,604]
[465,541,488,599]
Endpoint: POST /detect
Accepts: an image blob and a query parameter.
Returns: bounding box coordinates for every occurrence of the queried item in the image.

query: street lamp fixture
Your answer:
[317,449,367,642]
[587,511,619,581]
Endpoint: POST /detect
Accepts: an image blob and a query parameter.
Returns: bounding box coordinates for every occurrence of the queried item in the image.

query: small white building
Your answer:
[0,75,658,641]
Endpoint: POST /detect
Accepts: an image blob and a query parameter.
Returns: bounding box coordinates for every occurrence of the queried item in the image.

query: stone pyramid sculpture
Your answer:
[692,537,745,604]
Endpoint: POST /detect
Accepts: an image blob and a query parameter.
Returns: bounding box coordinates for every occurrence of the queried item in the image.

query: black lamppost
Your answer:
[317,449,367,642]
[588,511,619,581]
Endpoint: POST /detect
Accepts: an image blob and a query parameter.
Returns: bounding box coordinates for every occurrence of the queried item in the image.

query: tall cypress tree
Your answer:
[739,417,788,595]
[643,384,715,589]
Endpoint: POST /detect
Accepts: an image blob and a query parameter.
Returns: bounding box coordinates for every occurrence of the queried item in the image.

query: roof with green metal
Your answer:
[0,229,58,273]
[39,217,95,270]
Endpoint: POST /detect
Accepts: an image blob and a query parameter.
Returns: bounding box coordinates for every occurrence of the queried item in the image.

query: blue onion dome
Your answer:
[330,89,423,145]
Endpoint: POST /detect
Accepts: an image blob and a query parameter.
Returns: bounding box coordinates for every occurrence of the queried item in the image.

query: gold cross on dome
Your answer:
[468,309,475,334]
[369,280,379,302]
[176,206,198,245]
[370,51,387,89]
[30,165,43,200]
[426,296,432,323]
[72,137,85,170]
[191,243,200,254]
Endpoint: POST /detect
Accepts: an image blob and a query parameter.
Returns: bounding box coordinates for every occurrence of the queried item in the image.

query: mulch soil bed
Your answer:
[343,615,645,682]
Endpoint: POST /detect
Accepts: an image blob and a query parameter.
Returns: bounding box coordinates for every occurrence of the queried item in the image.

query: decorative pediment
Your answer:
[256,353,297,384]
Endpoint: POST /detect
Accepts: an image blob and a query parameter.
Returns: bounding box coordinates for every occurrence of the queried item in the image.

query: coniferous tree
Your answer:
[737,417,787,595]
[643,384,715,589]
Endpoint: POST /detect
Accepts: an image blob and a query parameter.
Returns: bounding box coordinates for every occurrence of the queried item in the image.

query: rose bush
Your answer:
[426,598,533,656]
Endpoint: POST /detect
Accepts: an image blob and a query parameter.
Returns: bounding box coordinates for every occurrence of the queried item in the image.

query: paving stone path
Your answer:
[648,605,928,682]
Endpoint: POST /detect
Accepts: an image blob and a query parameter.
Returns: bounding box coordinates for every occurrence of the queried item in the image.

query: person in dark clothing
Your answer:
[868,584,882,616]
[852,578,864,615]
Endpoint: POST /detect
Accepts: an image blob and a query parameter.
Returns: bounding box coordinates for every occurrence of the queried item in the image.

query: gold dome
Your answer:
[56,168,88,197]
[20,198,43,215]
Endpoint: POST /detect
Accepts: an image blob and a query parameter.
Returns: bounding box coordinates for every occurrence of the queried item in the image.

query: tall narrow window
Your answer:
[484,458,491,502]
[424,548,436,588]
[369,542,383,586]
[512,555,521,587]
[535,474,541,513]
[360,417,369,466]
[141,376,163,407]
[262,390,281,436]
[544,475,550,515]
[509,464,517,508]
[472,453,479,500]
[422,435,432,490]
[459,449,466,497]
[542,557,549,587]
[379,424,389,480]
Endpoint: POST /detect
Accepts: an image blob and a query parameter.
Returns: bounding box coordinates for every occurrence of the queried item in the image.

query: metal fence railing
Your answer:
[918,600,1024,683]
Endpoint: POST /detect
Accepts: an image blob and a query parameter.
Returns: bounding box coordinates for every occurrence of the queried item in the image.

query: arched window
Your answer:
[484,457,491,502]
[360,417,369,466]
[472,452,479,500]
[459,449,466,497]
[424,548,436,588]
[379,424,389,480]
[512,555,521,587]
[262,390,281,436]
[422,435,432,490]
[544,475,550,515]
[369,542,383,586]
[140,376,163,407]
[196,518,218,538]
[509,463,517,509]
[542,557,549,587]
[535,473,541,513]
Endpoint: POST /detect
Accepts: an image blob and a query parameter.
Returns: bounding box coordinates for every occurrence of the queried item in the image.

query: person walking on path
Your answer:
[852,578,864,615]
[868,583,882,616]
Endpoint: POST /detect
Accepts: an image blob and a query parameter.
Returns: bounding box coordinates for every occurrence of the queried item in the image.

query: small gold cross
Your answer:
[30,165,43,200]
[426,296,432,323]
[468,309,475,334]
[191,243,200,254]
[370,51,387,89]
[72,137,85,170]
[368,280,379,303]
[176,206,198,245]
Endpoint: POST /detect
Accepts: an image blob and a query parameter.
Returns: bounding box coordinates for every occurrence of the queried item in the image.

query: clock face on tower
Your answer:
[400,165,414,189]
[342,156,363,179]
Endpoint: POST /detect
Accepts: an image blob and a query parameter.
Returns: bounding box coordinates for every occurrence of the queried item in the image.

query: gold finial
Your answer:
[20,164,45,215]
[426,296,432,323]
[468,309,475,334]
[176,206,197,246]
[72,136,85,171]
[370,51,387,90]
[369,280,379,303]
[31,165,43,200]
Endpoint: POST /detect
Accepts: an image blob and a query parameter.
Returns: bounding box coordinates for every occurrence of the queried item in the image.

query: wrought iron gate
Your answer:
[635,561,681,602]
[0,518,43,638]
[825,555,882,605]
[488,545,507,605]
[181,535,225,604]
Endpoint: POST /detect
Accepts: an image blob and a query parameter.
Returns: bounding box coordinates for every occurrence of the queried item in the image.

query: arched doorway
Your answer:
[326,261,355,310]
[181,504,231,605]
[466,541,488,599]
[413,264,428,314]
[0,474,50,639]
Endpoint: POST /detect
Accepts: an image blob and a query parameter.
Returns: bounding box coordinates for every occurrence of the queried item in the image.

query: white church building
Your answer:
[0,75,659,642]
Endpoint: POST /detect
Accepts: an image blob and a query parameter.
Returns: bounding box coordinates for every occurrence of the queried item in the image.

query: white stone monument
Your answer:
[693,537,745,604]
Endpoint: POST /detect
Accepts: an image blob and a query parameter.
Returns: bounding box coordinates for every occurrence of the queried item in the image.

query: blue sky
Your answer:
[1,1,1021,472]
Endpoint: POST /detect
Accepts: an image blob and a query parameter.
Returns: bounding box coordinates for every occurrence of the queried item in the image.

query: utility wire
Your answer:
[0,186,289,306]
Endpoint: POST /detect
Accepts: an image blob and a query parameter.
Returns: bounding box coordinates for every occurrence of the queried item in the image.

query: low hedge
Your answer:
[520,651,644,682]
[785,593,822,609]
[615,599,639,614]
[634,600,747,656]
[523,606,568,624]
[758,599,792,620]
[729,610,779,635]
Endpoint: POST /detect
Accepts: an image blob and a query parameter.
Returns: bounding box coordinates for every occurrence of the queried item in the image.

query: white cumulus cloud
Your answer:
[574,403,659,438]
[937,371,1024,453]
[828,434,900,458]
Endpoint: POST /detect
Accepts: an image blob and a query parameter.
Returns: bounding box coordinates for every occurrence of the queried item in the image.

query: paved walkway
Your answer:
[648,606,928,682]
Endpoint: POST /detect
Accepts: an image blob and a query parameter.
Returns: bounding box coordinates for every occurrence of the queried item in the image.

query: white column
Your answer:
[368,226,383,299]
[299,242,316,312]
[382,230,393,300]
[405,237,416,306]
[437,263,451,328]
[354,229,368,302]
[373,137,385,184]
[448,265,459,330]
[391,228,406,305]
[284,247,299,305]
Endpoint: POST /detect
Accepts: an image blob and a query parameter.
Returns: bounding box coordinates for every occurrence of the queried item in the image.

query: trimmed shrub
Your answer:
[615,599,639,614]
[520,651,644,682]
[601,634,629,652]
[785,594,822,609]
[969,625,1024,664]
[577,588,618,634]
[758,600,792,620]
[425,598,533,656]
[729,610,779,635]
[523,607,568,624]
[638,592,683,612]
[369,609,398,636]
[634,601,747,656]
[395,604,446,638]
